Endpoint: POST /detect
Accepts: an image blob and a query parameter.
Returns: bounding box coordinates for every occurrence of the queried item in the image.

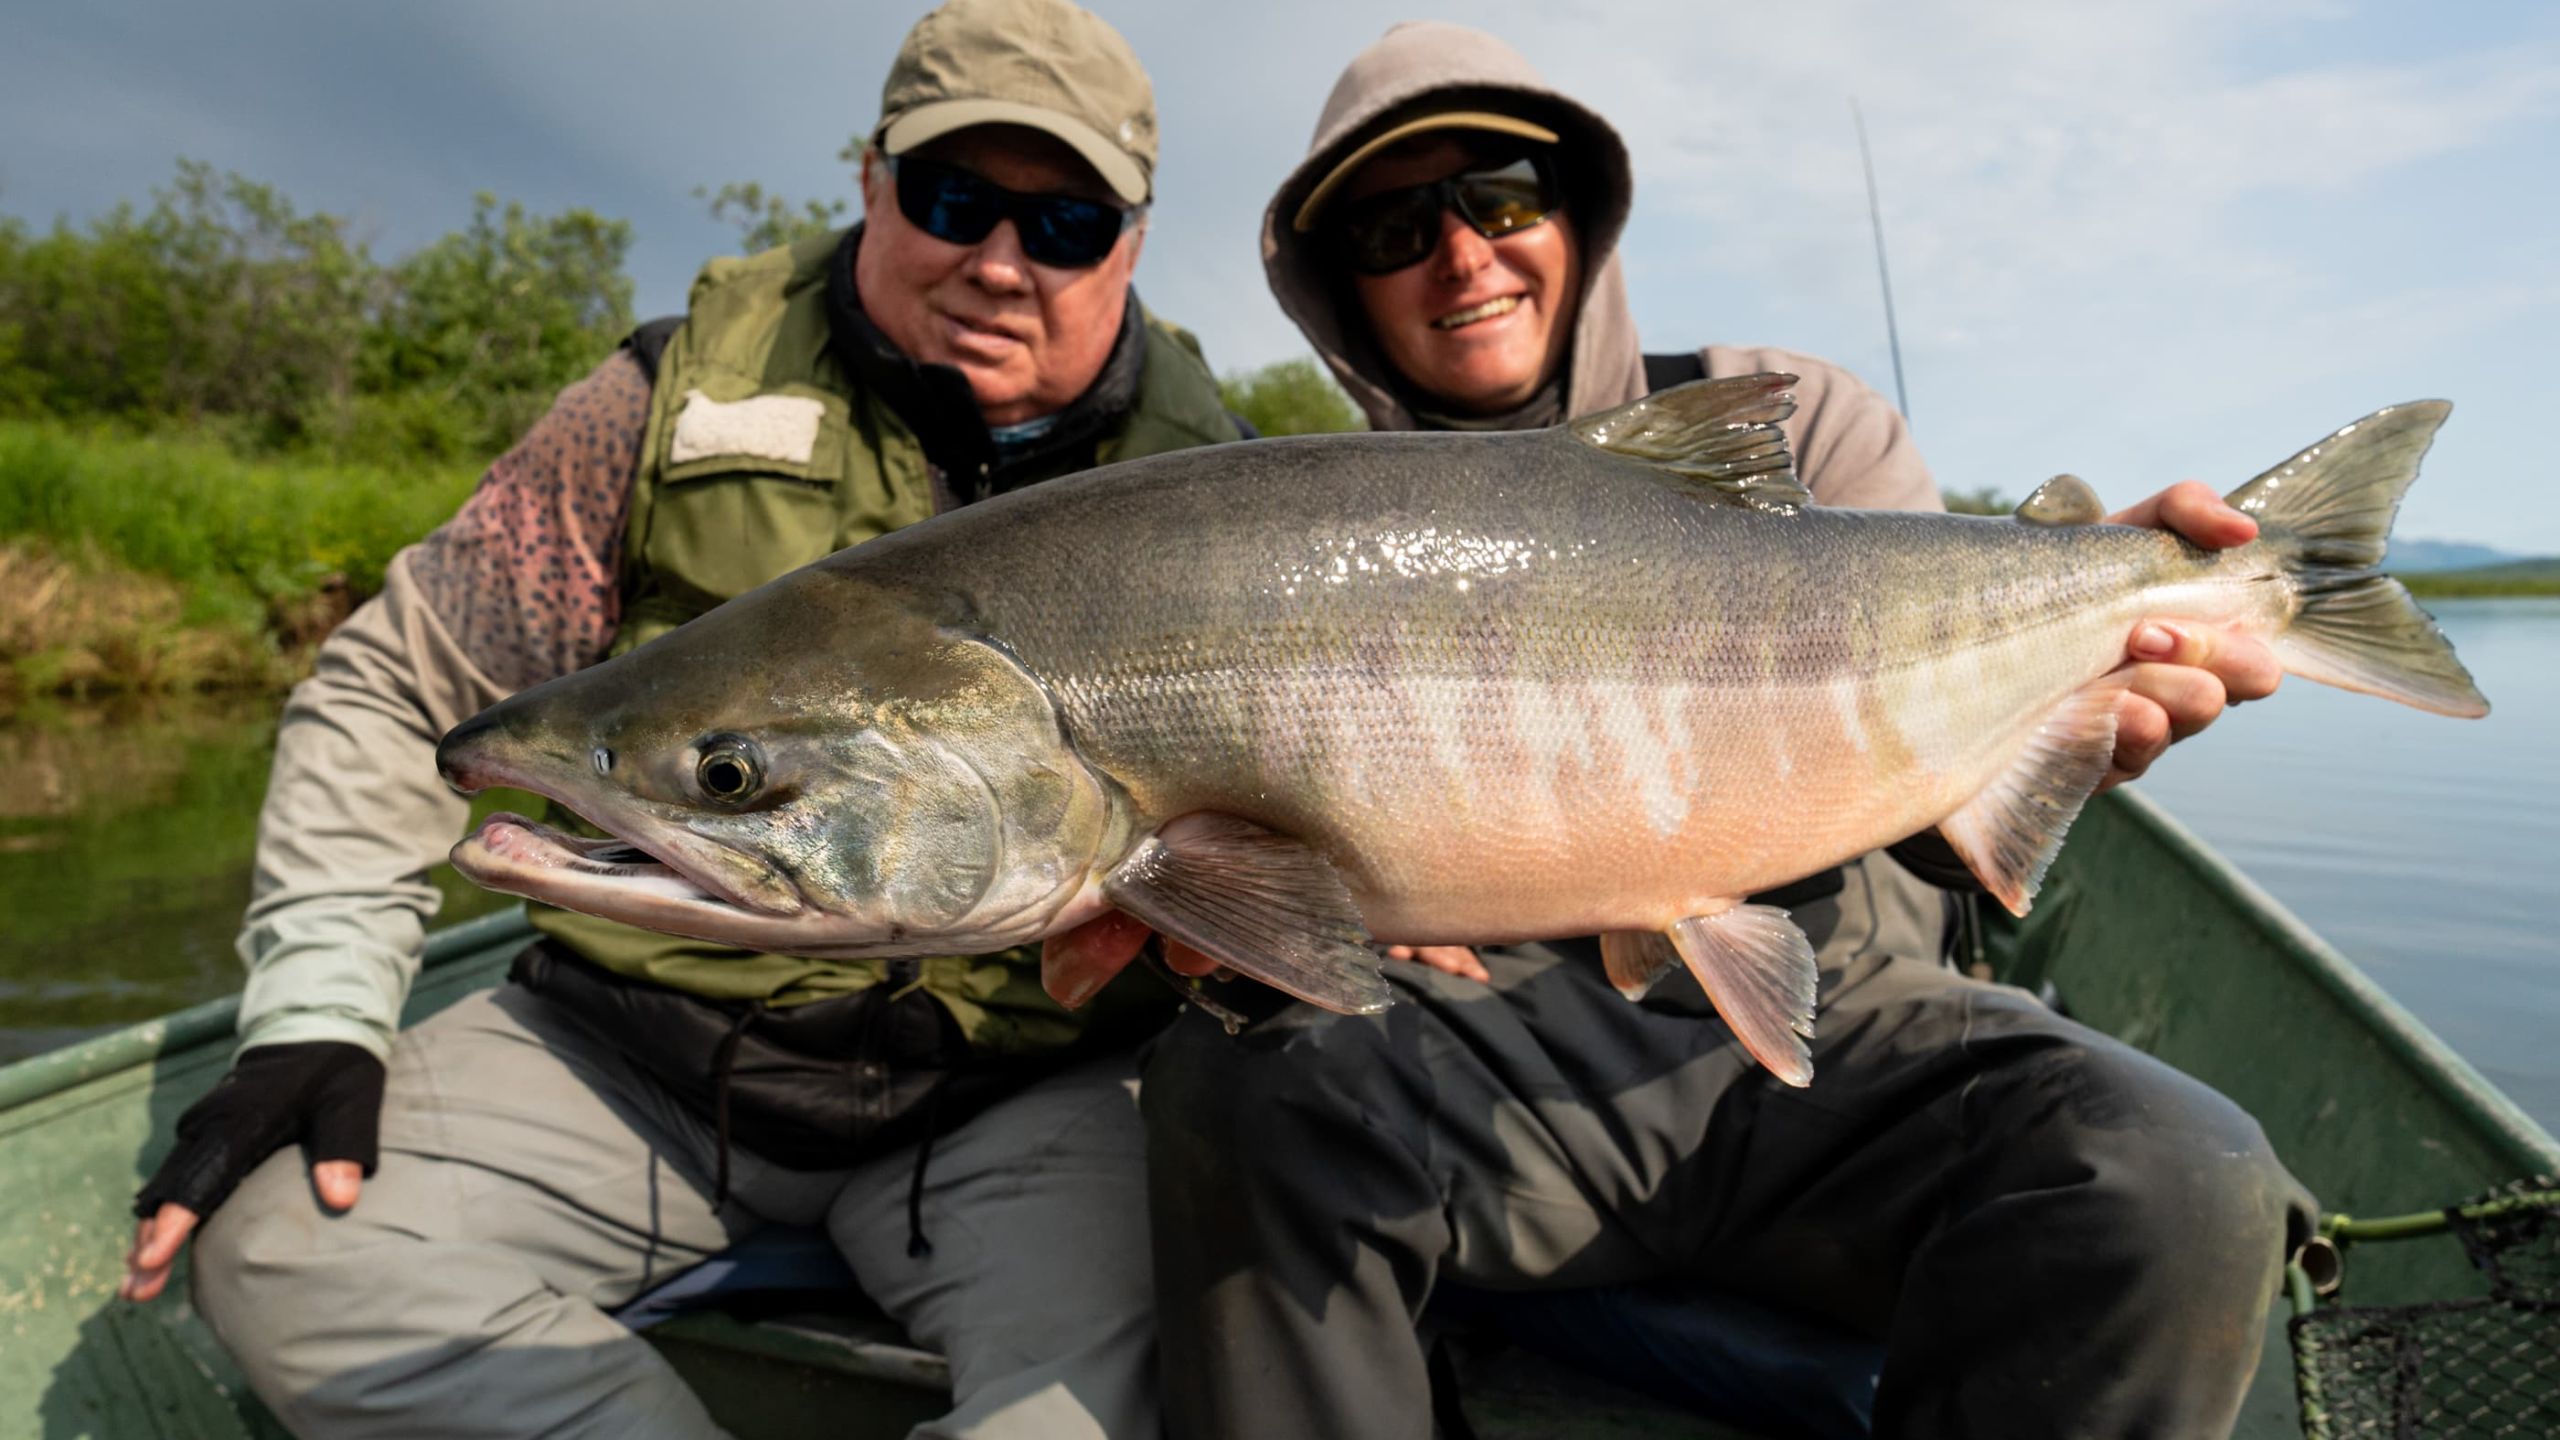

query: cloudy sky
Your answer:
[8,0,2556,549]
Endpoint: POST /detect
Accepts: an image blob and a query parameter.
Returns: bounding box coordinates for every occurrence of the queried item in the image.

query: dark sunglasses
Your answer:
[1330,155,1562,276]
[888,155,1142,269]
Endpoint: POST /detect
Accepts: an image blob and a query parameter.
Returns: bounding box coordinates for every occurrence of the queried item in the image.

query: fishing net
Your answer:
[2291,1176,2560,1439]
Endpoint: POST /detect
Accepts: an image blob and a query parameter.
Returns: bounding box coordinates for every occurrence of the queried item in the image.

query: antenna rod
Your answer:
[1851,99,1910,422]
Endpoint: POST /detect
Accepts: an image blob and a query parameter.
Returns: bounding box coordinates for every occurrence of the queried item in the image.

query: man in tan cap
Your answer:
[123,2,1236,1435]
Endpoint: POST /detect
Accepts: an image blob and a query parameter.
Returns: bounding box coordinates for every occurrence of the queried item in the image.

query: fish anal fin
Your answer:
[1937,679,2126,917]
[2014,474,2104,526]
[1101,812,1390,1016]
[1600,929,1683,999]
[1568,373,1813,514]
[1665,906,1819,1088]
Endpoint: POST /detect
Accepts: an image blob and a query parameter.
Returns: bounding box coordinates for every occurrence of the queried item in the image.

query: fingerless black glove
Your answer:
[132,1040,386,1220]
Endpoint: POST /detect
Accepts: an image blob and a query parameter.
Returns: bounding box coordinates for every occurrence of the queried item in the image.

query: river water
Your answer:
[2129,597,2560,1132]
[2,602,2553,1134]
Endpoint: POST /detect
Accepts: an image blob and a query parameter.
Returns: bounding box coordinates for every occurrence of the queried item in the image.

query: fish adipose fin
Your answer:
[1661,907,1819,1087]
[2231,401,2489,719]
[1600,929,1683,999]
[1569,372,1815,514]
[1100,812,1390,1016]
[1939,678,2127,917]
[2014,474,2104,526]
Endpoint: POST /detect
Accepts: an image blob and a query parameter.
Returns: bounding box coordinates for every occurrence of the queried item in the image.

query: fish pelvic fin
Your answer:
[1938,677,2127,917]
[1040,911,1155,1011]
[2229,401,2489,719]
[1100,812,1391,1016]
[1665,907,1819,1088]
[1568,372,1814,514]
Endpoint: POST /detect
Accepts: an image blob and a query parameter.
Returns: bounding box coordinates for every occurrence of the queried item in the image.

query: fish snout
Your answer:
[436,708,515,796]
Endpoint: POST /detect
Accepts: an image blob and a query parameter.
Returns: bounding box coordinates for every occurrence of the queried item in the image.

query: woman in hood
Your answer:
[1143,22,2313,1440]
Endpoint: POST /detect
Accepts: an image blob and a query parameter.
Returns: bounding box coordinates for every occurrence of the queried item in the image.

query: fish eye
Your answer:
[695,739,765,805]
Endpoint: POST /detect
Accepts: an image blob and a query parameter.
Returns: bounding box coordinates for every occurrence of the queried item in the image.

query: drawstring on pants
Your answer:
[708,999,766,1207]
[906,1080,947,1258]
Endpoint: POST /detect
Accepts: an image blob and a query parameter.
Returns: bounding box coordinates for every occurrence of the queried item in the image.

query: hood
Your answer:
[1264,22,1647,431]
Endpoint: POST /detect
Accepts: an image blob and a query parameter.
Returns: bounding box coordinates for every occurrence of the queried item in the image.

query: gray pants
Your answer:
[194,984,1156,1440]
[1145,853,2318,1440]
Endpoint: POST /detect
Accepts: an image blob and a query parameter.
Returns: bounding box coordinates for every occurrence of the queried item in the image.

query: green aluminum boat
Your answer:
[5,787,2555,1439]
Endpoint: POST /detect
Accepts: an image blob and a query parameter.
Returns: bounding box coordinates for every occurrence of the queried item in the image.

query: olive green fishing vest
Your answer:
[527,228,1235,1055]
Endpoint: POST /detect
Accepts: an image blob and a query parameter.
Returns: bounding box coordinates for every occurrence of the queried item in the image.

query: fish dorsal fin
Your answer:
[1101,812,1390,1015]
[1569,372,1813,514]
[2014,474,2104,526]
[1937,678,2127,916]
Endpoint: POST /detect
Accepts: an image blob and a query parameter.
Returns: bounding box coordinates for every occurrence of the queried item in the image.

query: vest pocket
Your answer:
[643,463,845,610]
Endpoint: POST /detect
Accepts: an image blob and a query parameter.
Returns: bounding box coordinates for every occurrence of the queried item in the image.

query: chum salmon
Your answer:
[437,374,2485,1084]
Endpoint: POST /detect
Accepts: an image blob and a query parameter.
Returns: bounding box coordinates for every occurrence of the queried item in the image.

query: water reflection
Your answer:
[0,696,513,1062]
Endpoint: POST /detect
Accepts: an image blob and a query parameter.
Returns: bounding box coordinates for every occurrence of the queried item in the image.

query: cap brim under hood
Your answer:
[1265,21,1647,431]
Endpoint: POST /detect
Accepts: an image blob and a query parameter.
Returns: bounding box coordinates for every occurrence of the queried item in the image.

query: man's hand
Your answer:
[1041,921,1487,1005]
[1381,944,1490,983]
[2103,481,2284,789]
[121,1041,385,1303]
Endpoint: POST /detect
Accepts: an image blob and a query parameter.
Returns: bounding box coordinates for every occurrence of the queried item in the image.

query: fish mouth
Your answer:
[1432,294,1522,330]
[452,811,805,923]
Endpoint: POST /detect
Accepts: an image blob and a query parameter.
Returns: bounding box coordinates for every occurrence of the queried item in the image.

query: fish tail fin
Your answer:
[2229,400,2489,718]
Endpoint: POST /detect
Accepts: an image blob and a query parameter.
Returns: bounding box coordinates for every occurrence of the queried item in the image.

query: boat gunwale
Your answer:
[0,907,534,1115]
[2106,786,2560,1175]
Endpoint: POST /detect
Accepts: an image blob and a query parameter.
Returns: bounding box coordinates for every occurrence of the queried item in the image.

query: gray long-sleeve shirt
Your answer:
[236,353,650,1054]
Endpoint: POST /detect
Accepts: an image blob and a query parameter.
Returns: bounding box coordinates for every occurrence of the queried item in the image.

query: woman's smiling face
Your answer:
[1343,135,1581,416]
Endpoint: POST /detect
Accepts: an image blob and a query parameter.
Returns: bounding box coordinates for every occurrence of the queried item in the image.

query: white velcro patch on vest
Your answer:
[669,389,825,466]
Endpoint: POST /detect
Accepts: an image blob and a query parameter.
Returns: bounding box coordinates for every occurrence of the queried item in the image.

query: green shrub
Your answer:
[1221,357,1365,437]
[1941,485,2014,516]
[696,181,849,254]
[0,163,374,444]
[0,164,629,463]
[356,193,632,460]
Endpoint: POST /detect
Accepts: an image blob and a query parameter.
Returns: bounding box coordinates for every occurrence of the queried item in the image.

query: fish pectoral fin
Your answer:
[1600,929,1683,999]
[1100,813,1391,1016]
[1566,372,1814,514]
[2014,474,2105,526]
[1937,678,2128,917]
[1666,907,1820,1088]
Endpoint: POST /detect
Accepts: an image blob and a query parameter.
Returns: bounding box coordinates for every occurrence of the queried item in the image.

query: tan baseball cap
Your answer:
[876,0,1159,205]
[1291,110,1559,233]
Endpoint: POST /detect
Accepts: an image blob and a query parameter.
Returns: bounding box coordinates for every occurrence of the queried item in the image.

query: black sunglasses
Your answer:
[1330,155,1562,276]
[888,155,1142,269]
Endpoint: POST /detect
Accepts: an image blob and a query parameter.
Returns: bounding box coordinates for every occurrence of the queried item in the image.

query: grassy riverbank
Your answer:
[0,421,474,712]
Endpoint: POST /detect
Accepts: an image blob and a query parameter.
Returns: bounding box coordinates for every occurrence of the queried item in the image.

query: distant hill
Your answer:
[2399,557,2560,598]
[2387,539,2528,573]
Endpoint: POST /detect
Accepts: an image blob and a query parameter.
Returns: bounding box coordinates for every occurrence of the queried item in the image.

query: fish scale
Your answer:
[440,375,2486,1088]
